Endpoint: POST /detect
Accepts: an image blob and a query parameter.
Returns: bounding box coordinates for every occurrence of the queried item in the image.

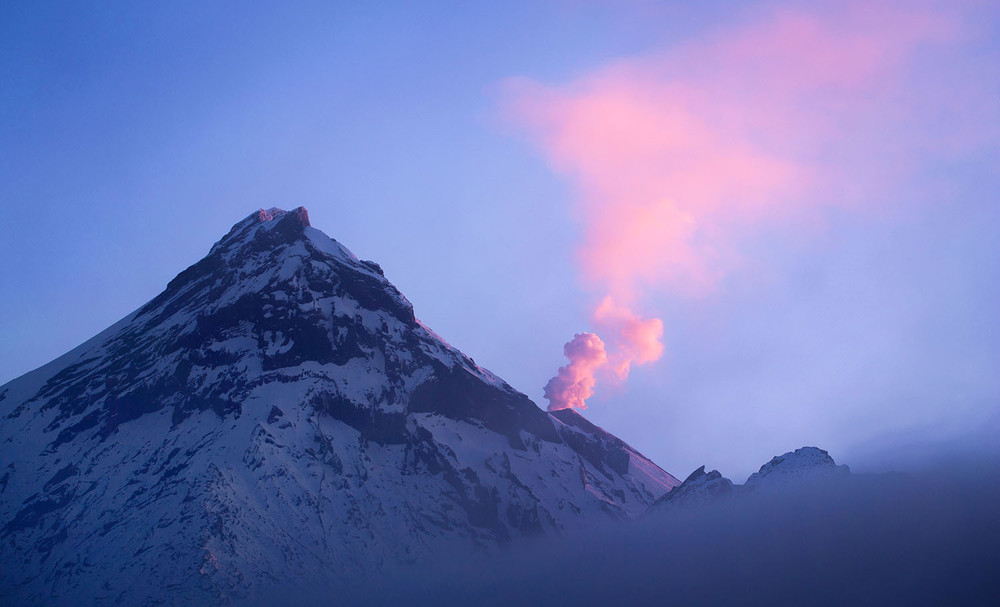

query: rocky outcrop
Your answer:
[650,465,735,510]
[743,446,850,492]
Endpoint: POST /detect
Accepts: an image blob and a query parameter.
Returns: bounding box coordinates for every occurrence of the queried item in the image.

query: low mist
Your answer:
[258,455,1000,607]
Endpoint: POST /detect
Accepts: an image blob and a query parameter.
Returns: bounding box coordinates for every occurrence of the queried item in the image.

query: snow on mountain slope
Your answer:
[0,207,679,605]
[743,446,850,492]
[650,465,735,510]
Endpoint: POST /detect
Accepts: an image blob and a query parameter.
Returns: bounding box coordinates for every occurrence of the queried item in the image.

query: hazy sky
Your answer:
[2,1,998,480]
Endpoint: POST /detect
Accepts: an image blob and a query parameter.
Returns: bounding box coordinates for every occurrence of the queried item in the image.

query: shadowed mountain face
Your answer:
[0,207,679,605]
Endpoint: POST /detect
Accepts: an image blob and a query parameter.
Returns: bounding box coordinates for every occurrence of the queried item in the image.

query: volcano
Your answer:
[0,207,679,604]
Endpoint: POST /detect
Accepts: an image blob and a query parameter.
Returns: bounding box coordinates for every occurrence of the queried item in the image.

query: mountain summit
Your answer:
[0,207,679,605]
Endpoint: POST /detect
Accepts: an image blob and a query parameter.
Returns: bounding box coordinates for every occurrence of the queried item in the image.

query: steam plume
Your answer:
[543,333,607,411]
[543,302,664,411]
[593,297,664,381]
[511,1,964,411]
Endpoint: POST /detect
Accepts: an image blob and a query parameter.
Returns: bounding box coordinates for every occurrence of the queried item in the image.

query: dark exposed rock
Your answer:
[410,363,562,448]
[550,409,632,477]
[310,390,409,445]
[266,406,284,424]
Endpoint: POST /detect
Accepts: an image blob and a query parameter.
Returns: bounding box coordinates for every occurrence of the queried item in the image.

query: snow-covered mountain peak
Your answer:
[209,205,354,265]
[258,206,310,225]
[650,465,735,510]
[744,446,850,491]
[1,208,680,604]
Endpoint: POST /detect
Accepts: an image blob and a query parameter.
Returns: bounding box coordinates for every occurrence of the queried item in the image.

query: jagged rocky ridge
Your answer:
[651,466,735,509]
[651,446,849,510]
[0,207,679,605]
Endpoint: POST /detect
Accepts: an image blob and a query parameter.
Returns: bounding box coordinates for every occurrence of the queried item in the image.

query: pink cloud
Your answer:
[507,1,975,410]
[594,296,664,380]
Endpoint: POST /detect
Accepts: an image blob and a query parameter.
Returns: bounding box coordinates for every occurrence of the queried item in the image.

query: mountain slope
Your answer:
[0,207,679,605]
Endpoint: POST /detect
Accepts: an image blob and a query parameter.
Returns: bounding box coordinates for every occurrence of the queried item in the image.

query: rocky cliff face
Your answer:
[0,207,679,605]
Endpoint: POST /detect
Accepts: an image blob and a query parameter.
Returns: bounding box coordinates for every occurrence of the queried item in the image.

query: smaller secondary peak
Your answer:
[257,206,310,227]
[651,464,735,510]
[744,446,849,491]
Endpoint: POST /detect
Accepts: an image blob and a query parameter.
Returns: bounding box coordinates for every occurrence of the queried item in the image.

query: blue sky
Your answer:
[2,1,998,480]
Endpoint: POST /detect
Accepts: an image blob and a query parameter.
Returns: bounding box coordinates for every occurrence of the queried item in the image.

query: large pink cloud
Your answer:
[504,1,976,411]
